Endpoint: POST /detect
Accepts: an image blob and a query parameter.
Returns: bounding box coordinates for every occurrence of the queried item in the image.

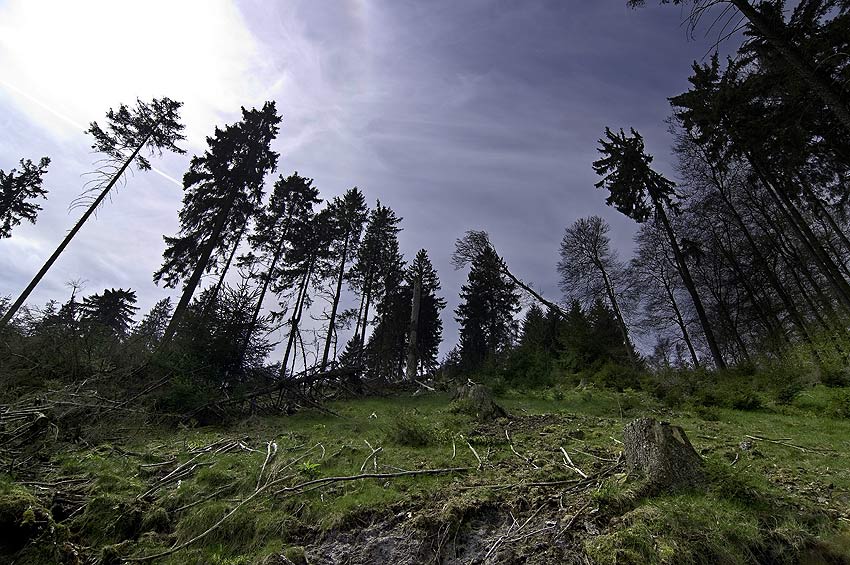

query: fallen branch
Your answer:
[560,447,588,478]
[256,441,278,491]
[744,434,831,454]
[360,440,382,472]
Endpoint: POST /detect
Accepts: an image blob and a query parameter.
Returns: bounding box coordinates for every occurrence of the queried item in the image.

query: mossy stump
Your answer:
[451,382,507,421]
[623,417,704,490]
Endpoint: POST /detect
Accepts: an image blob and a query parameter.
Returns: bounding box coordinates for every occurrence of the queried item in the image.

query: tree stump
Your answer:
[451,382,507,421]
[622,417,704,490]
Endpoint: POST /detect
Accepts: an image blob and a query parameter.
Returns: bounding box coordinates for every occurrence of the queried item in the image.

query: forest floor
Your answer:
[2,384,850,564]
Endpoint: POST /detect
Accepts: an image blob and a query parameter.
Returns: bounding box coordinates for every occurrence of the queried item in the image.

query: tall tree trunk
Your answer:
[239,213,294,361]
[161,192,237,345]
[321,233,350,370]
[599,265,638,367]
[729,0,850,134]
[1,127,156,327]
[281,260,312,378]
[201,222,249,321]
[405,273,422,380]
[663,279,700,367]
[747,154,850,310]
[654,201,727,369]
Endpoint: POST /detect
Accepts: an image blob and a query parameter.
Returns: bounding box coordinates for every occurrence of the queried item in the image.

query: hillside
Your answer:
[2,383,849,564]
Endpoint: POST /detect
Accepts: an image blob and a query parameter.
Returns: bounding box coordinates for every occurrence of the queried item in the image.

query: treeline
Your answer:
[0,100,445,402]
[449,0,850,387]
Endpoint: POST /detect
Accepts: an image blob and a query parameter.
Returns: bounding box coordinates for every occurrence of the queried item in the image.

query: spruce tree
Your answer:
[240,172,321,357]
[349,202,403,348]
[155,102,281,343]
[594,127,727,369]
[0,157,50,238]
[405,249,446,375]
[455,245,520,372]
[132,298,173,349]
[80,288,138,338]
[317,187,368,370]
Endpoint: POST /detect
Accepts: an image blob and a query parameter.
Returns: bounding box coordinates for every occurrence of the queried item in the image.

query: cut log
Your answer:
[451,382,507,421]
[622,417,704,490]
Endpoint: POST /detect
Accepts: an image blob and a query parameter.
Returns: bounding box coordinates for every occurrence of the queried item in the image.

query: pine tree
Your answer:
[1,98,185,327]
[155,102,281,344]
[594,127,727,369]
[132,298,173,349]
[0,157,50,238]
[317,187,368,370]
[349,202,403,349]
[240,172,321,357]
[405,249,446,375]
[455,245,520,371]
[80,288,138,338]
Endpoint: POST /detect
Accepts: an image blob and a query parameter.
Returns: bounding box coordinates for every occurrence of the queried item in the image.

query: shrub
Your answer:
[826,390,850,419]
[730,392,762,411]
[385,411,434,447]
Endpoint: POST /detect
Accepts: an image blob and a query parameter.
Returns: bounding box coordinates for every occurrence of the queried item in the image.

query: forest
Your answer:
[1,0,849,563]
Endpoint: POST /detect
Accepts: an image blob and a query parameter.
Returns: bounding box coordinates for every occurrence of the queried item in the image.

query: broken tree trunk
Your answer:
[451,382,507,421]
[622,417,704,490]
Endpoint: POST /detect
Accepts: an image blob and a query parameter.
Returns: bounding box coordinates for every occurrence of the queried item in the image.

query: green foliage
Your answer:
[827,389,850,419]
[385,411,435,447]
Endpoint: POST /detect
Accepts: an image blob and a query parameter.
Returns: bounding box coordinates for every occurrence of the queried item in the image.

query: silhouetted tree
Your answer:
[240,172,321,358]
[455,245,520,371]
[155,102,281,344]
[0,157,50,238]
[317,187,368,370]
[80,288,138,338]
[1,98,185,327]
[594,126,727,368]
[629,0,850,134]
[558,216,637,366]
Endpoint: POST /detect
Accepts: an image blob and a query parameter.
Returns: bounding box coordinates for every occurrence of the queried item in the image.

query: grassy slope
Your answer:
[3,385,850,564]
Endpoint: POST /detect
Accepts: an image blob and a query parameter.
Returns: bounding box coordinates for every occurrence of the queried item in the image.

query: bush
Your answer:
[385,411,434,447]
[730,392,762,411]
[826,390,850,419]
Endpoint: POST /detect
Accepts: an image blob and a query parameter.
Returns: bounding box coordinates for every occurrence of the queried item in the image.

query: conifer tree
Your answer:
[133,297,173,349]
[0,157,50,239]
[155,102,281,344]
[240,172,321,356]
[317,187,368,370]
[455,245,520,371]
[1,98,185,327]
[349,202,403,348]
[594,127,727,369]
[363,246,409,380]
[405,249,446,375]
[629,0,850,134]
[279,209,331,377]
[80,288,138,338]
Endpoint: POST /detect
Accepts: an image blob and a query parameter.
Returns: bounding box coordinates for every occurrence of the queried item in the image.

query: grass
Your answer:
[3,383,850,563]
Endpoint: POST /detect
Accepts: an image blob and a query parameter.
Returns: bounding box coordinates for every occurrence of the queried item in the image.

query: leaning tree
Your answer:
[155,102,281,344]
[594,126,727,369]
[1,98,185,327]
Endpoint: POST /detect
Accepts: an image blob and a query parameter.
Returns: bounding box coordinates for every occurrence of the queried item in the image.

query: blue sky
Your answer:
[0,0,731,358]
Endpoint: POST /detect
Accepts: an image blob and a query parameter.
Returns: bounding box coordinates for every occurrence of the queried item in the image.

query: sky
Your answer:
[0,0,733,360]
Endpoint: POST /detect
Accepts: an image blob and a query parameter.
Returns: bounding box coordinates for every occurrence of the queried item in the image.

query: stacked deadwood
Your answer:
[186,365,365,422]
